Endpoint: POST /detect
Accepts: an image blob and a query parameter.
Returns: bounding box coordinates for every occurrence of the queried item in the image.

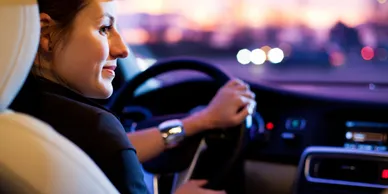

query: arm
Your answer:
[128,79,256,163]
[127,110,210,163]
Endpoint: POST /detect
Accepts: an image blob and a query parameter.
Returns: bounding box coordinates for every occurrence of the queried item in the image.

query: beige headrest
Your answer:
[0,0,39,111]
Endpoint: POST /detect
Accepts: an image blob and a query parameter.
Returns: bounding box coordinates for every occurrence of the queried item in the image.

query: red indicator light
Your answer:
[266,122,274,130]
[381,169,388,179]
[361,46,374,61]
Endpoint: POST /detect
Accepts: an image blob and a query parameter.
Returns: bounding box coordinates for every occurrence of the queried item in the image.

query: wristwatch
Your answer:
[158,119,186,148]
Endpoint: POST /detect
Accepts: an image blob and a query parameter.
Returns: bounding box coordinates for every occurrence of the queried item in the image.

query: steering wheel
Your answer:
[109,57,250,191]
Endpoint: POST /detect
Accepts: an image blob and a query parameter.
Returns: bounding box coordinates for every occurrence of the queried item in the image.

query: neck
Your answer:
[31,65,61,84]
[31,65,87,98]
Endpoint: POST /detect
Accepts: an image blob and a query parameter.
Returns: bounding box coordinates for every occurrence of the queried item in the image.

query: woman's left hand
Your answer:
[200,79,256,129]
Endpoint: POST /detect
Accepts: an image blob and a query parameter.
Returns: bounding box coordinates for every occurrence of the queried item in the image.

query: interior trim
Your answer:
[303,146,388,189]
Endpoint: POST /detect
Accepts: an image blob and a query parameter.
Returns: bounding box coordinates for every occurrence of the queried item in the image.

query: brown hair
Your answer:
[38,0,90,50]
[34,0,90,81]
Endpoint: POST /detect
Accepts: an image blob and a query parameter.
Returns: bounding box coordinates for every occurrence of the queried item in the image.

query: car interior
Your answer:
[2,1,388,194]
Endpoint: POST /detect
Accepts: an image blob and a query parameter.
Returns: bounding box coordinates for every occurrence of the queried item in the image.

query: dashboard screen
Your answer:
[344,121,388,151]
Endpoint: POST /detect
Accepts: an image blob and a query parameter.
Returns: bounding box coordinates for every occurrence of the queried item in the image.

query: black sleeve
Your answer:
[98,150,149,194]
[93,112,134,153]
[90,112,149,194]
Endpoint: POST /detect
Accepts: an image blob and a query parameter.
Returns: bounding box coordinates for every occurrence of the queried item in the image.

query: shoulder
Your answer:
[41,92,107,116]
[12,88,133,154]
[40,92,133,153]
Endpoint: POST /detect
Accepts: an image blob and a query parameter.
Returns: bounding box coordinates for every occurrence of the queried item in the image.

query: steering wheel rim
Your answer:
[109,57,248,190]
[109,57,231,115]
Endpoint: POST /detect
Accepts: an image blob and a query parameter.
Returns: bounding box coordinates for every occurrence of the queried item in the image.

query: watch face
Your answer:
[164,128,185,148]
[159,119,183,130]
[159,119,185,147]
[168,126,184,135]
[166,127,185,141]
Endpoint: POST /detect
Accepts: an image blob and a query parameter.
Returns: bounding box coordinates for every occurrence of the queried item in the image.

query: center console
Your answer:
[294,146,388,194]
[343,121,388,152]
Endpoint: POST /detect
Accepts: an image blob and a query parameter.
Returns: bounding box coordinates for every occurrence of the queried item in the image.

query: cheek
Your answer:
[91,36,110,63]
[56,34,110,74]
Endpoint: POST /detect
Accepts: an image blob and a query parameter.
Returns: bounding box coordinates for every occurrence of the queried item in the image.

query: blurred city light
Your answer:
[117,0,388,75]
[261,46,272,53]
[268,48,285,64]
[237,49,252,65]
[361,46,375,60]
[165,27,183,43]
[250,49,267,65]
[121,28,150,45]
[329,51,346,66]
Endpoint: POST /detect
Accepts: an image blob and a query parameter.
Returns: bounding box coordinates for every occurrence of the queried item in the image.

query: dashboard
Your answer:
[344,121,388,151]
[129,78,388,165]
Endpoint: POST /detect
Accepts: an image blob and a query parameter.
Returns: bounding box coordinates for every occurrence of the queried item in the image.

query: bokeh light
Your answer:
[250,49,267,65]
[361,46,374,61]
[237,49,252,65]
[268,48,285,64]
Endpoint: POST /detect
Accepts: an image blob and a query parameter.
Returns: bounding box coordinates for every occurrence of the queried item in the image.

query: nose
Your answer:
[109,32,129,59]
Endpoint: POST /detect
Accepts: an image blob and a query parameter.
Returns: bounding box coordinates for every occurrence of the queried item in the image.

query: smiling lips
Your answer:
[103,65,116,77]
[103,65,116,71]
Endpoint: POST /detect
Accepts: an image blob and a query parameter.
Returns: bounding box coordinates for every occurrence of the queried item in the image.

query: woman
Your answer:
[11,0,256,193]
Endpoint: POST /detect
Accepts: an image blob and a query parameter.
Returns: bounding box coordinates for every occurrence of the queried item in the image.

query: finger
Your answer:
[189,179,208,187]
[234,106,250,124]
[248,100,257,113]
[239,90,255,99]
[225,78,245,88]
[232,79,248,89]
[234,95,251,107]
[234,83,249,91]
[234,101,256,123]
[201,189,227,194]
[235,94,256,107]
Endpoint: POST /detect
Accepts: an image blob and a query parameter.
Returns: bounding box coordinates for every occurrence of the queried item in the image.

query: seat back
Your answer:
[0,1,119,193]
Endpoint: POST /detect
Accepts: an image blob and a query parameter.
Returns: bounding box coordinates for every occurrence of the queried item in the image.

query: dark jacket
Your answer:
[10,75,148,194]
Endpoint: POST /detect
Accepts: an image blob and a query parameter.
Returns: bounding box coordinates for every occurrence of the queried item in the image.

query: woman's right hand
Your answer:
[174,180,226,194]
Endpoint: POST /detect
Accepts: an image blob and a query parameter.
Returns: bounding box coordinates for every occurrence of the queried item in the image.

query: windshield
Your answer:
[116,0,388,84]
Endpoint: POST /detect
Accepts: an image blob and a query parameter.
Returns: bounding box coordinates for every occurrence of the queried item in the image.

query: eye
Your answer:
[99,25,112,35]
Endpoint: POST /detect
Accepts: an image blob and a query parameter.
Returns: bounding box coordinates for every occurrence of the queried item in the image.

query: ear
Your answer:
[39,13,55,53]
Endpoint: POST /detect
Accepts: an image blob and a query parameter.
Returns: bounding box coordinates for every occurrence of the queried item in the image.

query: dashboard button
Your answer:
[281,132,300,145]
[376,146,387,151]
[282,132,296,140]
[285,118,306,130]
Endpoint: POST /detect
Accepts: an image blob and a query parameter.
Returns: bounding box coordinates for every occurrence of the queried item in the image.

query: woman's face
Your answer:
[52,0,128,99]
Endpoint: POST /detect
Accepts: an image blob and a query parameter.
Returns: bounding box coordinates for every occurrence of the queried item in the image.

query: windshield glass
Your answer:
[117,0,388,83]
